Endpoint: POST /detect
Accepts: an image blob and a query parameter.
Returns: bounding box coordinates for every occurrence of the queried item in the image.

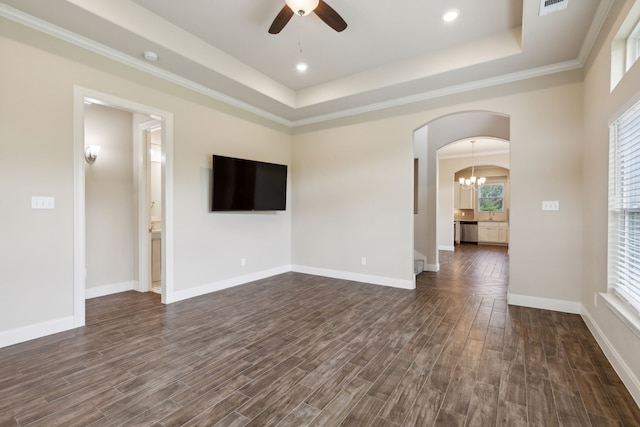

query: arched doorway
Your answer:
[413,111,510,272]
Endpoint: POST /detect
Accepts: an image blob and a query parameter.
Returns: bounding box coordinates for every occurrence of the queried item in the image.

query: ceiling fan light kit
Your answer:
[285,0,319,16]
[269,0,347,34]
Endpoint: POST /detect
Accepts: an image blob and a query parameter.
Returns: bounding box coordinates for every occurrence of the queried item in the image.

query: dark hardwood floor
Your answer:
[1,244,639,426]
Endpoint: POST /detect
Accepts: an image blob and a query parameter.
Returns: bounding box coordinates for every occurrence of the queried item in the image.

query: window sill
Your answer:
[600,292,640,339]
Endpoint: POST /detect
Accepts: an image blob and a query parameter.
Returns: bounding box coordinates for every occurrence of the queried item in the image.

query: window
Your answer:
[608,99,640,316]
[610,2,640,90]
[478,183,504,212]
[626,19,640,72]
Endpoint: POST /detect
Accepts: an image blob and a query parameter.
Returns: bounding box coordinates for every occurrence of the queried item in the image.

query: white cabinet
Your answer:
[454,184,474,209]
[478,222,508,244]
[498,226,508,243]
[460,187,473,209]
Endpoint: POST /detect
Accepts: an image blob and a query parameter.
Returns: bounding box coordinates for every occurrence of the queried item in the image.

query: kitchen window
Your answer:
[478,183,504,212]
[608,97,640,320]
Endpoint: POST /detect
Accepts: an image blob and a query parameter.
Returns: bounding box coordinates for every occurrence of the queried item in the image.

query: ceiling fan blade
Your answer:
[314,0,347,32]
[268,5,294,34]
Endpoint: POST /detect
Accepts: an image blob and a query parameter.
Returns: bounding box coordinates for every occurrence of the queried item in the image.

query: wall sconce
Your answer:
[84,145,101,164]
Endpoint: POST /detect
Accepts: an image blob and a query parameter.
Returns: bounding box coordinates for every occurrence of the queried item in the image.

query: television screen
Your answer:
[211,155,287,211]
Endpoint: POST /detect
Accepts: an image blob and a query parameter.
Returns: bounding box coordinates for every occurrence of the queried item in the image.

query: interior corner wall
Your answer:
[84,104,135,294]
[0,18,292,345]
[294,70,584,308]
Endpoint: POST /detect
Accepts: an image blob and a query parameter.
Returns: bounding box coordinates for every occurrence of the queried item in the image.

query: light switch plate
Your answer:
[32,196,55,209]
[542,200,559,211]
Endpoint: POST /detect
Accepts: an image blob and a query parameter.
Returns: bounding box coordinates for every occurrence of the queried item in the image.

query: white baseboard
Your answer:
[85,281,135,299]
[0,316,75,349]
[425,263,440,272]
[581,305,640,407]
[3,265,415,348]
[439,245,455,252]
[291,265,415,290]
[171,265,291,303]
[507,293,581,314]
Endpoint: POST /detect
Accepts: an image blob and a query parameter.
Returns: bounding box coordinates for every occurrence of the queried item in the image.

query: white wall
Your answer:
[84,104,135,294]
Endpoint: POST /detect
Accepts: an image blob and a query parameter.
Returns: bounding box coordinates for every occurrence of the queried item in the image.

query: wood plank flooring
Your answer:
[1,244,639,426]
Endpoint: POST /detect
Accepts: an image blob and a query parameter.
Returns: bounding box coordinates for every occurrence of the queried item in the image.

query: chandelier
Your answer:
[458,140,486,191]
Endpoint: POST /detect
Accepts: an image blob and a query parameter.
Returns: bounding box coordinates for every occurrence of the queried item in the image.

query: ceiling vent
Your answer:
[539,0,568,16]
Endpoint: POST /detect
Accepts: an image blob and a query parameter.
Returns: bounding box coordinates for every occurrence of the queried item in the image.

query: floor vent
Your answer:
[539,0,568,16]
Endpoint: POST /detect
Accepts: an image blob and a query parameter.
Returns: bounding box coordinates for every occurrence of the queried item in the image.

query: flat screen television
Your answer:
[211,155,287,211]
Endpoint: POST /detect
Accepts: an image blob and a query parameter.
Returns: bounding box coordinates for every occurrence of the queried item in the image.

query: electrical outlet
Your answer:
[361,257,367,265]
[241,258,246,266]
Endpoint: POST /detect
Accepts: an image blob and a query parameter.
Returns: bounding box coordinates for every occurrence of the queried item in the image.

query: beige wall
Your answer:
[293,72,583,299]
[0,18,292,341]
[582,0,640,400]
[84,104,135,291]
[439,157,510,249]
[1,5,638,402]
[291,120,414,286]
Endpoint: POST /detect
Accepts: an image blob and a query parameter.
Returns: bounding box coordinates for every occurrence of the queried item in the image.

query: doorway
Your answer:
[73,86,175,327]
[145,122,163,294]
[412,111,510,275]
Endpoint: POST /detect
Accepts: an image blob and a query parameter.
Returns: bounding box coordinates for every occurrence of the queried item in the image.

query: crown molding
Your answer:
[0,4,293,128]
[290,59,583,127]
[1,3,601,129]
[578,0,614,64]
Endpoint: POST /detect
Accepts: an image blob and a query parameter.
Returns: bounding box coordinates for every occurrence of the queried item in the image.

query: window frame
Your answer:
[610,3,640,90]
[478,182,505,213]
[626,18,640,72]
[608,98,640,325]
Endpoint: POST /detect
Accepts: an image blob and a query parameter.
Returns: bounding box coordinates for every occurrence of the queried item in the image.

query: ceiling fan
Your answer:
[269,0,347,34]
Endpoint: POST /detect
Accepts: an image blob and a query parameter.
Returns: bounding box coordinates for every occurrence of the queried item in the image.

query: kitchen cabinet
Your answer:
[478,222,508,244]
[454,184,474,209]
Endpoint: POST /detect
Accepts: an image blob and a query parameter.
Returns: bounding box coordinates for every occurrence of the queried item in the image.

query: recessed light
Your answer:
[143,51,159,62]
[442,9,459,23]
[296,62,308,72]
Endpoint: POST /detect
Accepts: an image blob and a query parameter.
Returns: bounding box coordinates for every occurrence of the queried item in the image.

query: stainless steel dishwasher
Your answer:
[460,222,478,243]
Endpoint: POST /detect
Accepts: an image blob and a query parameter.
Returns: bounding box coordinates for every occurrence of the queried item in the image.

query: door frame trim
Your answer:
[73,86,175,327]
